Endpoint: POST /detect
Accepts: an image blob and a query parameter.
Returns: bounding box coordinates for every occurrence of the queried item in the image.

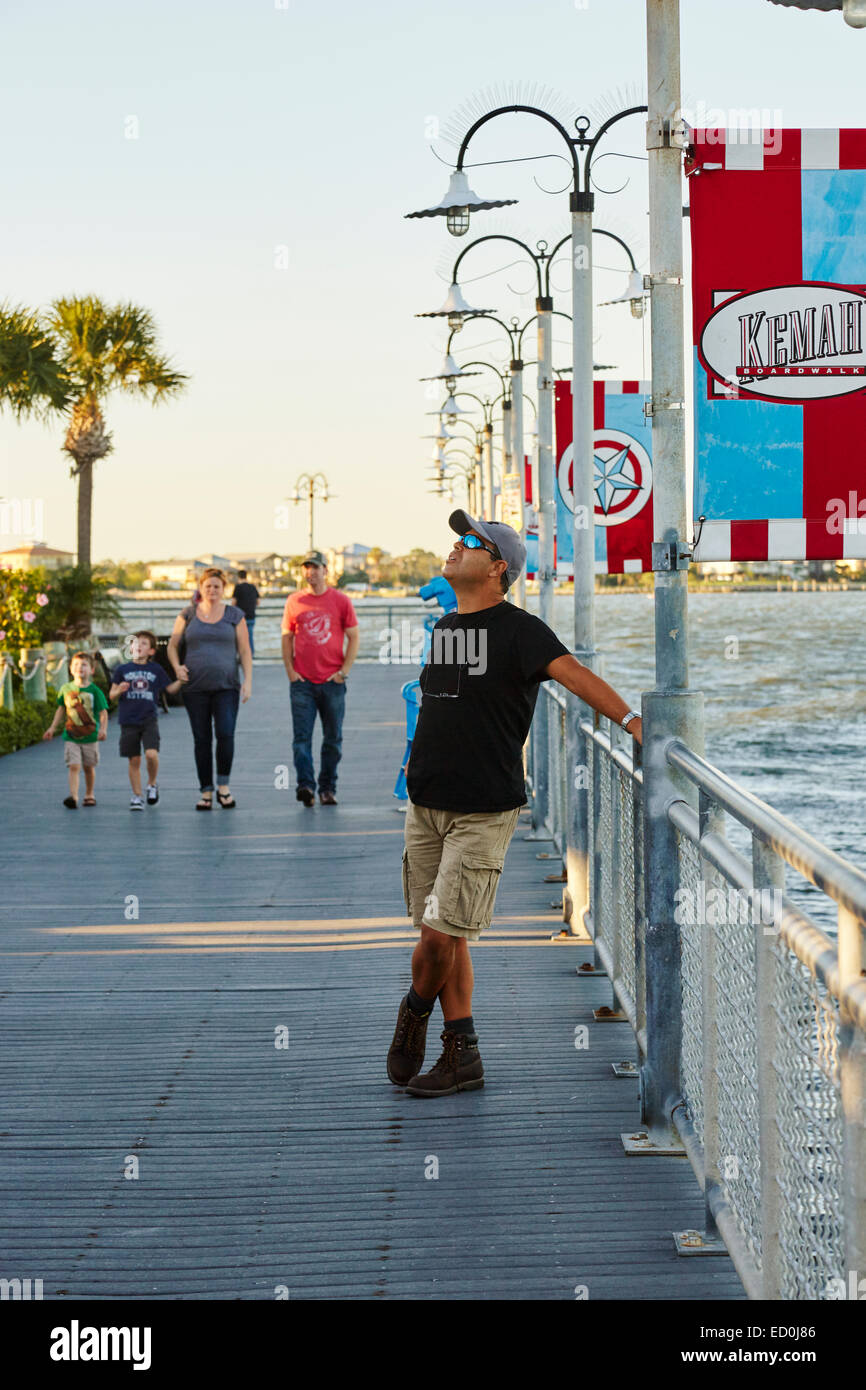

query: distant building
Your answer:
[0,541,75,571]
[147,559,197,586]
[222,552,295,584]
[328,543,372,577]
[147,555,236,587]
[195,553,235,575]
[693,561,738,580]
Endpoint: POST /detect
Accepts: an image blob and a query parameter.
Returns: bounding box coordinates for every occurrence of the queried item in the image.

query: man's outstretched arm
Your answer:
[543,654,642,744]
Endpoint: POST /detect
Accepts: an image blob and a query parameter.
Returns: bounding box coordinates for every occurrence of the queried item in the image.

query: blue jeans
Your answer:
[246,619,255,657]
[183,687,240,791]
[290,679,346,793]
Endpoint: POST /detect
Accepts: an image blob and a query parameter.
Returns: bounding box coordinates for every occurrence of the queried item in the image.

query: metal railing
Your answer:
[526,690,866,1301]
[96,598,431,662]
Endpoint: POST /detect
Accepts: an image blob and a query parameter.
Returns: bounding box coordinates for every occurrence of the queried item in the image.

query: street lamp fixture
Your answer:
[288,471,331,554]
[441,393,468,422]
[600,268,648,319]
[416,281,495,329]
[419,353,482,384]
[405,168,517,238]
[767,0,866,25]
[424,423,457,446]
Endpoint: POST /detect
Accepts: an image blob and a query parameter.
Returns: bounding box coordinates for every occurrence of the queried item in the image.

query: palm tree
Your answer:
[0,304,70,419]
[47,297,188,571]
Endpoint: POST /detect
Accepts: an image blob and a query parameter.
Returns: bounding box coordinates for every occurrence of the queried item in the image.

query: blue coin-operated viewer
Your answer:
[393,576,457,801]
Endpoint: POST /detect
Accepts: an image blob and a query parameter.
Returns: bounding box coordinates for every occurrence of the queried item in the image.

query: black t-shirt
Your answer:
[232,582,259,621]
[407,601,570,813]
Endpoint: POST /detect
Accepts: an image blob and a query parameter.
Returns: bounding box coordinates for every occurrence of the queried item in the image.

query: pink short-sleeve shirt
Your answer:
[281,587,359,682]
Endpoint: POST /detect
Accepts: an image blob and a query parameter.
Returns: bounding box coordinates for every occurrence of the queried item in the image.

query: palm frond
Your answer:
[0,302,70,419]
[47,295,189,403]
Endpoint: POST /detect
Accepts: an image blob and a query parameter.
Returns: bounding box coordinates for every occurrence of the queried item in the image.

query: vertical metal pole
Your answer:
[308,484,315,553]
[647,0,688,693]
[0,655,14,711]
[500,398,512,525]
[537,300,556,633]
[838,904,866,1299]
[589,717,603,954]
[633,748,647,1048]
[570,202,595,663]
[640,693,701,1148]
[531,300,555,833]
[20,652,47,702]
[510,360,526,609]
[564,197,597,929]
[483,423,494,522]
[474,444,483,521]
[753,838,784,1299]
[638,0,703,1146]
[699,791,724,1245]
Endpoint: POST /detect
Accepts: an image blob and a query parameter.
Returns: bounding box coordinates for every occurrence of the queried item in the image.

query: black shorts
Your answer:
[119,717,160,757]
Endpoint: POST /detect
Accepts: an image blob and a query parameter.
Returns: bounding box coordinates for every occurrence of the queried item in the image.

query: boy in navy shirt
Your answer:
[109,631,181,810]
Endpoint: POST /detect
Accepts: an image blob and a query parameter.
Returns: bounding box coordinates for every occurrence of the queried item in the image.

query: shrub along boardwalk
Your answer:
[0,663,744,1300]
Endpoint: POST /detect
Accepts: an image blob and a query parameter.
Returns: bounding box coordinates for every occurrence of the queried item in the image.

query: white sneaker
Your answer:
[130,795,145,811]
[146,784,159,805]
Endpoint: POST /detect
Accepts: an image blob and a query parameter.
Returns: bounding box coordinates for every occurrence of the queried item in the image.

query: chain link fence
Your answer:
[527,689,866,1299]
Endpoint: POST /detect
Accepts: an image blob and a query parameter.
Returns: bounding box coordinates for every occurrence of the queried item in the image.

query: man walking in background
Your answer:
[232,570,260,656]
[281,550,360,806]
[388,511,643,1098]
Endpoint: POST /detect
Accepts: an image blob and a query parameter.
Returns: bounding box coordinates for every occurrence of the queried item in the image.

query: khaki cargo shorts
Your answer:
[402,799,522,943]
[64,741,100,768]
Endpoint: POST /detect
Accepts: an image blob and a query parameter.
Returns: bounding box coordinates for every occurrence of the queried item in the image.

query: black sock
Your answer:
[407,985,436,1016]
[444,1015,475,1036]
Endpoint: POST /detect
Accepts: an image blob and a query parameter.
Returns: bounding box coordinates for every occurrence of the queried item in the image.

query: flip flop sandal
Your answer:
[63,796,77,809]
[83,798,96,806]
[216,791,236,808]
[196,794,213,811]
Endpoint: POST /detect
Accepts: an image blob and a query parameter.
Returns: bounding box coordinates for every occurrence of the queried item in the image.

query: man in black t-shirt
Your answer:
[388,510,643,1098]
[232,571,260,656]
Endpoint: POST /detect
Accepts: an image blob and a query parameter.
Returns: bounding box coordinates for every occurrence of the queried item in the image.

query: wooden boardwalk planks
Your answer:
[0,662,744,1300]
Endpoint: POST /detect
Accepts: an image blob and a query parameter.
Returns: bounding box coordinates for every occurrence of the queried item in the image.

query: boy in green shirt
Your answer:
[43,651,109,808]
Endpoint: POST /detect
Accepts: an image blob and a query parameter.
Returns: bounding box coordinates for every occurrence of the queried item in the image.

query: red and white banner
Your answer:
[689,127,866,561]
[554,380,654,575]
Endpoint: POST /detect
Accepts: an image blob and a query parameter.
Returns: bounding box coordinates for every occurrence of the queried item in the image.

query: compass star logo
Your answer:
[557,429,652,527]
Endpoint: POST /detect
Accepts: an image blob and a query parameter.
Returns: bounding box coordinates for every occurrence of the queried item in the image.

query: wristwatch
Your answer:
[620,710,640,730]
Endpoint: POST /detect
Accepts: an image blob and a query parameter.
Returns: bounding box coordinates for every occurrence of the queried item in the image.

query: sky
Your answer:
[1,0,865,564]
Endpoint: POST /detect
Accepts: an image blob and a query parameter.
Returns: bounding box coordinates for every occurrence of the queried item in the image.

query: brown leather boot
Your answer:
[387,995,431,1086]
[405,1029,484,1097]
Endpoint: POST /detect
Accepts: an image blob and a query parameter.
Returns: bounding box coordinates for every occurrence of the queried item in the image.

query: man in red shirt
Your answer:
[281,551,360,806]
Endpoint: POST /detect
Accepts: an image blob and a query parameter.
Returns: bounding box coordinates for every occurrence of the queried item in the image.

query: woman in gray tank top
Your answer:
[167,567,253,809]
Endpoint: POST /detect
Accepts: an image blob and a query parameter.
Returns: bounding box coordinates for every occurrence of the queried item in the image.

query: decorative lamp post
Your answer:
[767,0,866,24]
[288,471,331,554]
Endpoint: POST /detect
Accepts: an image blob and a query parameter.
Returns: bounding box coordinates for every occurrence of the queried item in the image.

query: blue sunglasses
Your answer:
[458,532,501,561]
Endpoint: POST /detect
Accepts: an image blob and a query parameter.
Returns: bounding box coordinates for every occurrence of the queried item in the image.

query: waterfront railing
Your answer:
[528,684,866,1301]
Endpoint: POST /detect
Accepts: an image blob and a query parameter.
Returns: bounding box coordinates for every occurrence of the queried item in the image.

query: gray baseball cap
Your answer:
[300,550,327,567]
[449,510,526,588]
